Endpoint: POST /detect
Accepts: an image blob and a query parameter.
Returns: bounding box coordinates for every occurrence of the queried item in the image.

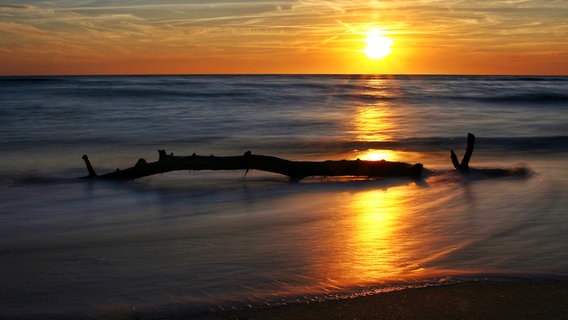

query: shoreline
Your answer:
[184,279,568,320]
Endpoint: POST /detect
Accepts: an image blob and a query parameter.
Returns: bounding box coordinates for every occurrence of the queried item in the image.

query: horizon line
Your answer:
[2,73,566,77]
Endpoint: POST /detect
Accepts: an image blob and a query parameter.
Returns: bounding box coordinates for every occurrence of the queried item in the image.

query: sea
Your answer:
[1,75,567,319]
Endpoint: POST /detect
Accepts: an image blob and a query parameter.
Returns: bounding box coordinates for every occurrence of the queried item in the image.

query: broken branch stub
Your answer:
[451,133,476,172]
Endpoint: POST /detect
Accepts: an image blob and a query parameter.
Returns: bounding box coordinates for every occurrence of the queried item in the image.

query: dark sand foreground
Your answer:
[185,280,568,320]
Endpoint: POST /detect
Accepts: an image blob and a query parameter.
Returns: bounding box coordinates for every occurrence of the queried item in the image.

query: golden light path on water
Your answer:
[288,183,448,295]
[346,81,415,280]
[348,77,417,163]
[349,189,424,279]
[291,80,445,293]
[350,80,395,143]
[352,104,393,142]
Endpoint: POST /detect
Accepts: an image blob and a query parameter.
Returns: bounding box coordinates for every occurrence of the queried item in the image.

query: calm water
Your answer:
[1,75,567,319]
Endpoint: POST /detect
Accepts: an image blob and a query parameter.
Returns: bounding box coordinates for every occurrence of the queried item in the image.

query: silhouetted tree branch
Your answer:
[450,133,531,178]
[81,133,532,183]
[451,132,475,172]
[81,150,424,182]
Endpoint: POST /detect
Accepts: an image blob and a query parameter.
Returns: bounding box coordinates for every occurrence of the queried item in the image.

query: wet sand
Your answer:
[186,280,568,320]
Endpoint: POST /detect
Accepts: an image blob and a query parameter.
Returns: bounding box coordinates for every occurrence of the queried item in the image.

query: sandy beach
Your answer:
[186,280,568,320]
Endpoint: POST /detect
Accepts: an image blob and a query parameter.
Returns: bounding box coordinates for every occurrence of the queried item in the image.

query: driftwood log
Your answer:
[81,151,423,182]
[80,133,529,182]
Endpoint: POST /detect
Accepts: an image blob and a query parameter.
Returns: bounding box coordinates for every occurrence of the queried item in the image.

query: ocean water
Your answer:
[1,75,567,319]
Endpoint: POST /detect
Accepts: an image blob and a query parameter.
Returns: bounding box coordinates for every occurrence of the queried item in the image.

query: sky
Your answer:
[0,0,566,75]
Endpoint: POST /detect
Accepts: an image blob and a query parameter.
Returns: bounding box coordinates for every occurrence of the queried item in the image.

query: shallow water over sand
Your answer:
[2,158,567,317]
[0,75,567,318]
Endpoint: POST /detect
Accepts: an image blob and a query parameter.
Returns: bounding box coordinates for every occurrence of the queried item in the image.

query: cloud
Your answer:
[0,0,566,73]
[0,5,33,10]
[0,21,50,37]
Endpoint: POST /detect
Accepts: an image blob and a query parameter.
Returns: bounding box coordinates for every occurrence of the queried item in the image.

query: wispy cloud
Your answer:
[1,0,566,73]
[0,4,33,10]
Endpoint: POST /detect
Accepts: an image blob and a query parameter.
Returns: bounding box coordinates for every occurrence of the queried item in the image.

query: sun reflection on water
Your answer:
[346,78,427,164]
[348,77,402,161]
[306,186,430,293]
[348,188,424,280]
[302,78,433,291]
[356,149,397,161]
[351,103,396,143]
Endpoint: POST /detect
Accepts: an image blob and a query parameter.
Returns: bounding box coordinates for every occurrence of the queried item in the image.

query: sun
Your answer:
[362,28,393,60]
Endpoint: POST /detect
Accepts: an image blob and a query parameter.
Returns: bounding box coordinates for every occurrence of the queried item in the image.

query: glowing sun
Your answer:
[362,28,393,60]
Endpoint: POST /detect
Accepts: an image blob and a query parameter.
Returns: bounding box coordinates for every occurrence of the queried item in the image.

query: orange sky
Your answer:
[1,1,567,75]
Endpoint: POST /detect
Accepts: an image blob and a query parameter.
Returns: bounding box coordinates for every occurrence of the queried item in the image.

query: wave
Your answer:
[2,135,566,155]
[1,135,564,190]
[472,92,568,104]
[0,173,75,190]
[341,136,568,153]
[0,76,69,82]
[72,87,259,100]
[3,75,567,106]
[477,136,568,152]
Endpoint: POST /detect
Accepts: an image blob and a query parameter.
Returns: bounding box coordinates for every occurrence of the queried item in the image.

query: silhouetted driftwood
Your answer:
[81,133,532,182]
[451,133,531,178]
[81,151,423,182]
[451,132,475,172]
